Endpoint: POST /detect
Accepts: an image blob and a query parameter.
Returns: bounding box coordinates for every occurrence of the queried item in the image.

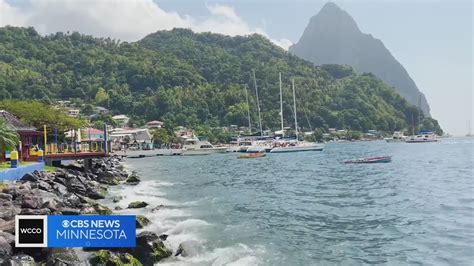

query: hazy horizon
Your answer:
[1,0,472,135]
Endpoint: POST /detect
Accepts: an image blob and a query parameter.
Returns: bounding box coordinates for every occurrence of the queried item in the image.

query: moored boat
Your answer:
[385,131,406,143]
[405,131,439,143]
[181,137,227,155]
[344,156,392,164]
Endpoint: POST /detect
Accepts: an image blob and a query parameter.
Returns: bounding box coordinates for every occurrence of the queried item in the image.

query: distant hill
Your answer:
[0,26,442,134]
[289,2,431,117]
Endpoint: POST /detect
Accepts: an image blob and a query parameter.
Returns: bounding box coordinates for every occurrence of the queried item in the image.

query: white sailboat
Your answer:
[466,120,473,137]
[246,70,273,153]
[270,75,324,153]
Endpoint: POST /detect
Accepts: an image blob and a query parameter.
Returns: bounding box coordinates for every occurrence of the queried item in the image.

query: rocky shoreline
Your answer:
[0,157,176,265]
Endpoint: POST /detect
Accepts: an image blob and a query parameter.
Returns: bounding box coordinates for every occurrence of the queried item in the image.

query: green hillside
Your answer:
[0,26,442,134]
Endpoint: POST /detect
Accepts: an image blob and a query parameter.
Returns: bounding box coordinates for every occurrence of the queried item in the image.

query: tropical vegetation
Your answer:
[0,26,443,136]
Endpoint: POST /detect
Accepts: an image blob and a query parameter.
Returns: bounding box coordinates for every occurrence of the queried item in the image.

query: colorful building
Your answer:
[0,110,43,161]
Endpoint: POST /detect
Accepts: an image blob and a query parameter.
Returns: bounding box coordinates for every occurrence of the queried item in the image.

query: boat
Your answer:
[180,137,227,155]
[237,152,266,159]
[385,131,407,143]
[344,156,392,164]
[466,120,473,137]
[405,131,439,143]
[269,75,324,153]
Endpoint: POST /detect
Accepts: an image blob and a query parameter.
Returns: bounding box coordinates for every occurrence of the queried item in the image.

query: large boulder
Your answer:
[21,195,42,209]
[125,175,141,185]
[66,177,86,195]
[97,171,120,185]
[88,250,141,266]
[131,231,172,264]
[0,233,12,259]
[127,201,148,209]
[135,215,151,229]
[46,248,80,266]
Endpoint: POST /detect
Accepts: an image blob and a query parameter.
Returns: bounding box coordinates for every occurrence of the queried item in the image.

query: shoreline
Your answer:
[0,157,176,265]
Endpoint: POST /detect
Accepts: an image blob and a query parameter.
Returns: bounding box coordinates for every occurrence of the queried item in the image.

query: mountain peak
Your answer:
[308,2,360,34]
[289,2,432,116]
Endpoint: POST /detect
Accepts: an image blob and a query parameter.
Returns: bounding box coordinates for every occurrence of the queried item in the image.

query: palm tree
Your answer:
[0,119,19,152]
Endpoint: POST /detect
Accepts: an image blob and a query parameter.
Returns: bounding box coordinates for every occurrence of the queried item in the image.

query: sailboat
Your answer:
[466,120,473,137]
[405,94,439,143]
[246,70,274,153]
[270,75,324,153]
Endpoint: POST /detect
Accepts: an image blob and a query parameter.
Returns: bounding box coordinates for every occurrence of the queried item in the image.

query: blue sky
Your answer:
[1,0,472,135]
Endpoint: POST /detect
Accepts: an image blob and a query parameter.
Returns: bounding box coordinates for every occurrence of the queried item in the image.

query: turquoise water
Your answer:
[113,138,474,265]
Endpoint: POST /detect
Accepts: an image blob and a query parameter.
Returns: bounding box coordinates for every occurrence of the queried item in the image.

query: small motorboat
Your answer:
[238,152,266,159]
[344,156,392,164]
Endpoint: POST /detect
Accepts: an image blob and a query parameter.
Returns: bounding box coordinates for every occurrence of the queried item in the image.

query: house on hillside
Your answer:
[0,110,43,161]
[112,115,129,128]
[145,120,164,129]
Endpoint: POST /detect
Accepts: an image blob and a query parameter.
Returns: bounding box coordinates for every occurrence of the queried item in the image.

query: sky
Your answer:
[0,0,472,135]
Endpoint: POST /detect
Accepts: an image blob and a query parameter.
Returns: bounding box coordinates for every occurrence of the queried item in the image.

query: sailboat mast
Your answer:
[244,84,251,133]
[253,70,263,136]
[279,72,284,136]
[292,79,298,141]
[418,95,422,134]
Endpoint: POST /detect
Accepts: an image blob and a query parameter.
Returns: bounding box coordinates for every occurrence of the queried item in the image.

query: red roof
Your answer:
[84,128,104,135]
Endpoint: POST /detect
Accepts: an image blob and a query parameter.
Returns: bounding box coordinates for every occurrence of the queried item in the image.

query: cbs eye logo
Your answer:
[15,215,48,247]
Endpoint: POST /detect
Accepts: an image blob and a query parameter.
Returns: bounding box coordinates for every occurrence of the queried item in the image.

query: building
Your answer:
[112,115,130,128]
[145,120,164,129]
[0,110,43,161]
[94,106,109,115]
[109,128,152,150]
[66,108,80,117]
[82,128,105,141]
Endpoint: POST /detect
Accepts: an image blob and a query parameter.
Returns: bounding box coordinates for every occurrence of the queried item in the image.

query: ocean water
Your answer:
[108,138,474,265]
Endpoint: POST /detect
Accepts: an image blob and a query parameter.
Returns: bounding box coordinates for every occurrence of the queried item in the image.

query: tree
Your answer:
[0,119,19,152]
[95,87,109,106]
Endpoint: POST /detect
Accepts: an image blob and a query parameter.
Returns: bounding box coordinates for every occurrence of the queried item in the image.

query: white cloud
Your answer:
[0,0,292,50]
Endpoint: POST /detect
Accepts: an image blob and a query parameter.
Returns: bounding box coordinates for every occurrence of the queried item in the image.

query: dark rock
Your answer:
[0,201,19,221]
[2,186,21,199]
[36,180,52,191]
[127,201,148,209]
[0,234,12,258]
[66,178,86,195]
[112,196,123,203]
[132,231,172,264]
[63,193,81,208]
[0,193,13,201]
[88,250,141,266]
[20,173,38,182]
[135,215,151,229]
[85,187,106,200]
[125,175,141,184]
[41,199,61,212]
[20,208,51,215]
[97,171,120,185]
[59,208,81,215]
[46,248,80,266]
[114,206,122,211]
[81,203,112,215]
[53,183,68,195]
[151,205,164,212]
[21,196,42,209]
[159,234,168,241]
